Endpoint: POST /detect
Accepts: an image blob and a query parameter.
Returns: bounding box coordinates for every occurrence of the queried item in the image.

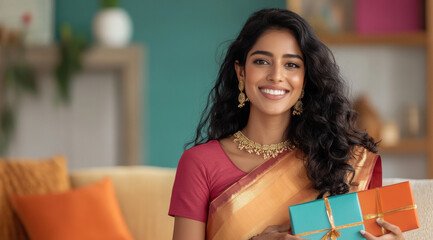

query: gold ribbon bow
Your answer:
[295,197,363,240]
[362,188,417,235]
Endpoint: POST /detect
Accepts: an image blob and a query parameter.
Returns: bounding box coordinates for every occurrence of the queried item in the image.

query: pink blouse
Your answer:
[168,140,382,223]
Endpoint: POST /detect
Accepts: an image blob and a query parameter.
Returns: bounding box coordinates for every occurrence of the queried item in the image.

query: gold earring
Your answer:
[292,90,304,115]
[238,79,249,108]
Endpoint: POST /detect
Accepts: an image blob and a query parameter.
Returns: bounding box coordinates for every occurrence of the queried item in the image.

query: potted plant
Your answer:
[93,0,132,47]
[56,23,87,103]
[0,13,37,155]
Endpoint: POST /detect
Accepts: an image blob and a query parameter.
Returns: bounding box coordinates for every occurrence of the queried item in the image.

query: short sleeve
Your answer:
[368,155,382,189]
[168,149,210,222]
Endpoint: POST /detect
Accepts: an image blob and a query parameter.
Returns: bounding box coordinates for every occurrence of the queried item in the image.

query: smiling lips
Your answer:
[259,87,289,100]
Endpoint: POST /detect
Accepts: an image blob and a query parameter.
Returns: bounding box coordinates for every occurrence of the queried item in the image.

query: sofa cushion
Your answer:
[70,166,176,240]
[0,156,70,240]
[11,178,133,240]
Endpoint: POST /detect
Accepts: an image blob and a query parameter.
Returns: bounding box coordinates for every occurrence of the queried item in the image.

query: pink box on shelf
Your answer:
[355,0,423,34]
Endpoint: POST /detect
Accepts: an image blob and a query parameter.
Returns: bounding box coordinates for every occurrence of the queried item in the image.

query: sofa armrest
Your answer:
[70,166,176,240]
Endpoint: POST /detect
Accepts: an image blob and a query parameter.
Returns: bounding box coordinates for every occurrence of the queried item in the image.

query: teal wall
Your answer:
[56,0,286,168]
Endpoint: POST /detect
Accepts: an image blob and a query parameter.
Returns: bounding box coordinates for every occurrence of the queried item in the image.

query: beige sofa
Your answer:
[69,166,176,240]
[70,166,433,240]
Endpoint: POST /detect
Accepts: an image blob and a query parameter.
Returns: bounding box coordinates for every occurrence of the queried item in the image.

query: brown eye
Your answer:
[253,59,269,65]
[286,63,300,68]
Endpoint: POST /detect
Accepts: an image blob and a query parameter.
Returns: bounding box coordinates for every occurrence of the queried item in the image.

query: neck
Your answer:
[242,108,291,145]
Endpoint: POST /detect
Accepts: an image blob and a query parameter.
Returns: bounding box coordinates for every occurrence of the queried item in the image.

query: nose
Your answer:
[268,64,283,82]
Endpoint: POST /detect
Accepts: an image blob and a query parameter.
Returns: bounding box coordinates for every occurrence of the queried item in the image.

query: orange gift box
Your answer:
[357,181,420,236]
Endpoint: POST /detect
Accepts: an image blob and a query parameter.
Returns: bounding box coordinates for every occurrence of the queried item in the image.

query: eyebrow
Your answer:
[250,50,304,61]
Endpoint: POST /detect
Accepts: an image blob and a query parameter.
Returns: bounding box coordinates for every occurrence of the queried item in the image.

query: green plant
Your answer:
[101,0,120,8]
[0,23,87,155]
[0,12,38,155]
[0,51,37,155]
[55,24,87,103]
[0,106,14,154]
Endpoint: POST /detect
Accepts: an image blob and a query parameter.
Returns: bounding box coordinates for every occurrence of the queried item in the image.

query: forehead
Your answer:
[249,28,302,57]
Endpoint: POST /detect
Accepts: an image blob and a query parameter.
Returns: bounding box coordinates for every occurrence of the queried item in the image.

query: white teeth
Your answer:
[261,88,286,95]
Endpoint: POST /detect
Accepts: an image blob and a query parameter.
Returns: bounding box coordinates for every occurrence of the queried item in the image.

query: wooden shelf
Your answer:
[378,138,427,154]
[0,45,144,166]
[287,0,433,177]
[318,31,427,46]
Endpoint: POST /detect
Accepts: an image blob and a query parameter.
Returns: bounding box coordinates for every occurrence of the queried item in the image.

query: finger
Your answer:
[285,233,305,240]
[360,230,378,240]
[285,236,304,240]
[263,225,279,233]
[275,224,291,233]
[263,224,291,233]
[376,219,402,235]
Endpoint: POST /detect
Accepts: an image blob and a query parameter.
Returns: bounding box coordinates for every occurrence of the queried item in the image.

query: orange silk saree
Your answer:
[206,148,379,240]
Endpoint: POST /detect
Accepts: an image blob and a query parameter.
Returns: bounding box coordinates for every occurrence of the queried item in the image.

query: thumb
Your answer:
[275,224,291,233]
[360,230,377,240]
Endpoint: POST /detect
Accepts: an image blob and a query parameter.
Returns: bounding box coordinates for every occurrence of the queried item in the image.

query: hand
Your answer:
[360,219,405,240]
[252,224,304,240]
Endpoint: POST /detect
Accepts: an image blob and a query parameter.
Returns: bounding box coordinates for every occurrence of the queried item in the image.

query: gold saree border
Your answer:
[208,150,290,217]
[207,150,316,240]
[350,147,380,192]
[206,147,379,240]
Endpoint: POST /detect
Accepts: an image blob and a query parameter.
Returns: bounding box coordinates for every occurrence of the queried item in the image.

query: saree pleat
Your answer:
[206,147,378,240]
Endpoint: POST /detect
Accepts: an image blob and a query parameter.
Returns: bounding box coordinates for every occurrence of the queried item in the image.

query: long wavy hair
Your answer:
[188,8,377,198]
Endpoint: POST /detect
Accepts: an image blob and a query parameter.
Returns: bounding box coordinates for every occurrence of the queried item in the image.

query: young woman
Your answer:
[169,8,404,240]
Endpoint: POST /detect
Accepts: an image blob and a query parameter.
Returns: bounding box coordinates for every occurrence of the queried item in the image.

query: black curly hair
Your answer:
[188,8,377,198]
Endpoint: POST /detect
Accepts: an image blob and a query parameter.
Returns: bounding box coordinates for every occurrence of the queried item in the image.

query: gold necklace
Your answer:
[233,131,294,160]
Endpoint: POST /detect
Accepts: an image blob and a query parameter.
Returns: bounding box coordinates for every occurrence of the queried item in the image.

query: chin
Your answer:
[249,102,292,117]
[259,108,291,116]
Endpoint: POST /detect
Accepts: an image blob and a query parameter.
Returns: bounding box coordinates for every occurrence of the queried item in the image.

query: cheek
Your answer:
[243,67,263,91]
[289,74,304,90]
[244,81,255,97]
[245,66,265,82]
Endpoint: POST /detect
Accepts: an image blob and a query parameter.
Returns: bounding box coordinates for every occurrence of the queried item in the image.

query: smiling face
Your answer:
[235,28,305,117]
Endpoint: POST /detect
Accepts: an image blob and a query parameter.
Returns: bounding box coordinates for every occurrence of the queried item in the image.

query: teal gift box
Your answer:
[289,193,365,240]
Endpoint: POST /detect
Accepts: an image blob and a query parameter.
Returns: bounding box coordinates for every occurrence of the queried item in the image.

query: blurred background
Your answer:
[0,0,431,179]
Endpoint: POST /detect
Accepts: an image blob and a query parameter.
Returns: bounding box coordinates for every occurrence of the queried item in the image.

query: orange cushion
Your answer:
[0,156,70,240]
[11,178,133,240]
